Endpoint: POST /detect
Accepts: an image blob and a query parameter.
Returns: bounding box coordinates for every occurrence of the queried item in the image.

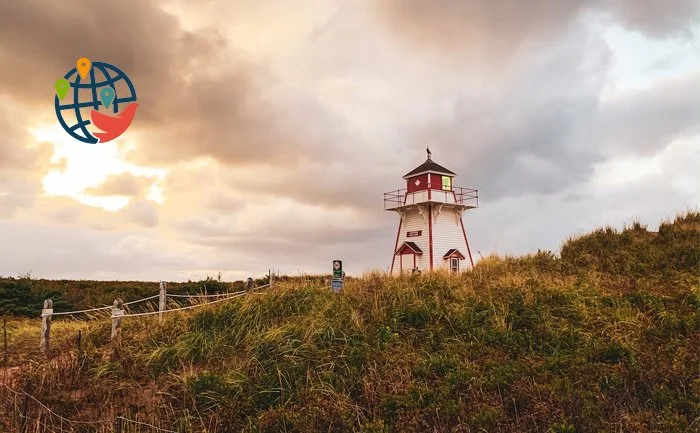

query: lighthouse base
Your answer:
[389,204,473,275]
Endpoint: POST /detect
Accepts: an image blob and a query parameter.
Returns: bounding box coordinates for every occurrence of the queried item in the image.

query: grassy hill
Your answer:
[1,212,698,432]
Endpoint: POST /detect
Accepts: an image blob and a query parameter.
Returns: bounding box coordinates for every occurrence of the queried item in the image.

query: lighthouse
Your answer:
[384,148,479,275]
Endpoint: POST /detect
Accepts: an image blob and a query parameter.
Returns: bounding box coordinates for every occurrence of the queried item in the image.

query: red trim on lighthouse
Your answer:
[460,219,475,268]
[428,204,434,270]
[427,174,432,200]
[390,218,403,273]
[396,242,423,254]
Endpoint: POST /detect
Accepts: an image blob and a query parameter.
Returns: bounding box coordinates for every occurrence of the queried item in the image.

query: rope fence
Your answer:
[47,294,166,317]
[167,292,239,298]
[46,286,270,318]
[116,290,255,318]
[35,275,276,356]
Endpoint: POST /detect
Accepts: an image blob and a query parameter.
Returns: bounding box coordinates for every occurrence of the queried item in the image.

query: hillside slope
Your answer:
[1,212,698,432]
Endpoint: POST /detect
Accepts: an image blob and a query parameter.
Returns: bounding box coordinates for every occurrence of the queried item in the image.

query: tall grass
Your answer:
[1,212,698,432]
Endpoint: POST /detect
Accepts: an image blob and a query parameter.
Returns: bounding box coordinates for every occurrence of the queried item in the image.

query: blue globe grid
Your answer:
[54,62,137,144]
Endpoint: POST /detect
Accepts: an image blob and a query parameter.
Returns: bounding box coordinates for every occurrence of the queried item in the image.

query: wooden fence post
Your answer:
[39,299,53,356]
[114,415,122,433]
[111,299,123,341]
[19,385,29,433]
[159,281,167,323]
[3,316,7,365]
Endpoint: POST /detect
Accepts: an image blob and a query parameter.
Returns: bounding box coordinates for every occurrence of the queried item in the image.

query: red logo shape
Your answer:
[89,103,139,143]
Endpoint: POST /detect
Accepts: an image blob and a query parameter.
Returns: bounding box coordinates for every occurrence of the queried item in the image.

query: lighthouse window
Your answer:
[442,176,452,191]
[450,257,459,273]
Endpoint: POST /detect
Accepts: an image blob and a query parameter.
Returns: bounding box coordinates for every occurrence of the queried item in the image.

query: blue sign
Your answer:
[331,279,344,292]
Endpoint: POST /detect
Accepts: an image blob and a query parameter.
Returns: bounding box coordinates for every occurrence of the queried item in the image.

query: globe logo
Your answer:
[54,57,138,144]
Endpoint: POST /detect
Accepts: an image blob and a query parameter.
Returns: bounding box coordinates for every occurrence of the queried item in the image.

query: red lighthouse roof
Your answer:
[403,148,456,179]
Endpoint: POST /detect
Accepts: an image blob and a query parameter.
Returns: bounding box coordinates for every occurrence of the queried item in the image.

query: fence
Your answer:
[35,271,275,355]
[1,271,280,432]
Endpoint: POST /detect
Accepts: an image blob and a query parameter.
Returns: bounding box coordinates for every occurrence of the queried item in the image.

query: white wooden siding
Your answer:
[431,206,472,270]
[402,190,457,206]
[390,206,430,274]
[403,190,429,206]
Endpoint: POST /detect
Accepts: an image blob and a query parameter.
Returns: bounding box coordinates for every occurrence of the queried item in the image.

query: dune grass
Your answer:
[1,212,698,432]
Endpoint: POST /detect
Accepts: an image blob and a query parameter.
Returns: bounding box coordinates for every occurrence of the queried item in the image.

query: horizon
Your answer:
[0,1,698,282]
[2,209,695,283]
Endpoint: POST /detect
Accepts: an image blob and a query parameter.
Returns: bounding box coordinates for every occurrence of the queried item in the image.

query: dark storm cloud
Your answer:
[402,102,604,201]
[286,20,613,204]
[603,0,700,38]
[0,0,186,106]
[228,166,394,211]
[594,72,700,154]
[131,76,350,167]
[398,71,700,201]
[373,0,586,64]
[373,0,699,57]
[0,0,335,167]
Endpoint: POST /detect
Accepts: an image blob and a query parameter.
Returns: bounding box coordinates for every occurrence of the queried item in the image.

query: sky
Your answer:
[0,0,698,281]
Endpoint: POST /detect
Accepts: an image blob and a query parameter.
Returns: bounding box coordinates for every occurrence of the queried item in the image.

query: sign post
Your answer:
[332,260,344,293]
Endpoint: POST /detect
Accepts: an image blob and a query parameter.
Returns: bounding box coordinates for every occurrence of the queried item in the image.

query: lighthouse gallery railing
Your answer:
[383,187,479,210]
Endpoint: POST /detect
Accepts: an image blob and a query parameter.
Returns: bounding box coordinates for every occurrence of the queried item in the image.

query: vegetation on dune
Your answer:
[560,213,700,279]
[0,275,270,318]
[1,212,698,432]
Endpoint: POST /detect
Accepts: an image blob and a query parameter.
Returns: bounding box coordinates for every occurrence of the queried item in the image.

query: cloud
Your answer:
[0,0,342,169]
[593,72,700,155]
[0,221,203,279]
[366,23,612,201]
[126,199,159,228]
[84,172,157,197]
[373,0,586,66]
[0,101,48,171]
[0,0,697,281]
[602,0,700,38]
[0,101,53,216]
[372,0,699,61]
[0,0,238,117]
[469,136,700,257]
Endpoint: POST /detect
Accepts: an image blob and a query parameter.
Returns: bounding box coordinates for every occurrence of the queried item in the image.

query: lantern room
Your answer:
[404,153,456,194]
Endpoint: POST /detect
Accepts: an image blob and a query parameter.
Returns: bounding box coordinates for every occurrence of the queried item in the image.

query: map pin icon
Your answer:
[76,57,91,80]
[100,87,115,109]
[55,78,70,100]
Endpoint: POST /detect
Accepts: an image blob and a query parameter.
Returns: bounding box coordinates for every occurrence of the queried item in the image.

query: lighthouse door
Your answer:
[400,254,417,272]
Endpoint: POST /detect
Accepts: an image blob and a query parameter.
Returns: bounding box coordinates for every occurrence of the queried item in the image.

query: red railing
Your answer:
[383,187,479,210]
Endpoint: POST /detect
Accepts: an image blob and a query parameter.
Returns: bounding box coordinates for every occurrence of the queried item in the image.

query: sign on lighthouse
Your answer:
[383,148,479,275]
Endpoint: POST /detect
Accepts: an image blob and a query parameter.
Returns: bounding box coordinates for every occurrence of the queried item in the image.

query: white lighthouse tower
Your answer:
[384,148,479,275]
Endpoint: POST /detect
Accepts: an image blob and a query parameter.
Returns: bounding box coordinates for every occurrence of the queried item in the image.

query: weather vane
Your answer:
[426,145,432,160]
